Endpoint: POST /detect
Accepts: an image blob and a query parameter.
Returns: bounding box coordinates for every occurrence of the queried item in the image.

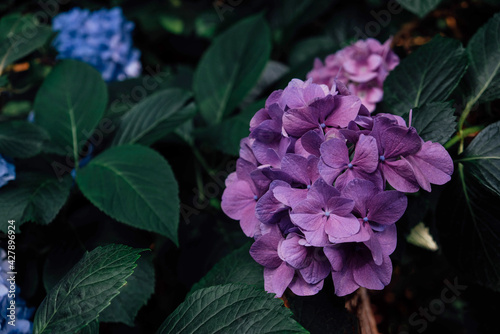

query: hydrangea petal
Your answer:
[289,273,325,296]
[352,254,392,290]
[367,190,408,225]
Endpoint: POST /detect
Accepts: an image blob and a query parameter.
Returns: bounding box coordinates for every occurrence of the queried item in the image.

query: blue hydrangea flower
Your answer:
[0,249,34,334]
[0,155,15,189]
[52,7,142,82]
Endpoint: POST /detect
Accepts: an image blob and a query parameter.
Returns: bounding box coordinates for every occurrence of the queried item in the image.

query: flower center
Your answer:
[379,155,385,162]
[363,217,369,222]
[320,123,326,129]
[324,211,330,217]
[307,184,311,190]
[347,163,353,169]
[253,195,258,201]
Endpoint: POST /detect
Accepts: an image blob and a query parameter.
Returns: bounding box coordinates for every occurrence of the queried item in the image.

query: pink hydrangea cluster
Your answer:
[307,38,399,112]
[221,78,453,297]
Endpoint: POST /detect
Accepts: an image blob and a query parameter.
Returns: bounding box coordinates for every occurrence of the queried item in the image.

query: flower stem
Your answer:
[457,101,475,155]
[444,125,484,150]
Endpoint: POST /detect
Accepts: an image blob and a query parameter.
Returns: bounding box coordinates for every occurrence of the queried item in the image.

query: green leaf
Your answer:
[409,101,457,145]
[76,320,99,334]
[1,100,31,117]
[397,0,443,18]
[0,172,72,231]
[33,244,144,334]
[241,61,288,108]
[157,284,308,334]
[112,89,194,146]
[189,242,263,296]
[0,121,49,158]
[438,172,500,292]
[460,12,500,106]
[462,121,500,197]
[76,145,180,245]
[384,35,468,115]
[194,14,271,125]
[100,253,155,326]
[159,15,184,35]
[34,60,108,160]
[0,14,52,73]
[194,100,264,156]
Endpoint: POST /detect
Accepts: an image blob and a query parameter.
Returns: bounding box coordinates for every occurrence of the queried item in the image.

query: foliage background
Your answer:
[1,0,500,333]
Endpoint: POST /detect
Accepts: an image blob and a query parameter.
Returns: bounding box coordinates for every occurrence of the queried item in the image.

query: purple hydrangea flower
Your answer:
[289,179,359,246]
[307,38,399,112]
[405,141,454,192]
[369,116,422,192]
[324,241,393,297]
[0,155,15,189]
[341,179,407,234]
[318,134,382,190]
[221,75,453,297]
[221,160,266,237]
[250,225,330,297]
[52,7,142,82]
[281,80,361,137]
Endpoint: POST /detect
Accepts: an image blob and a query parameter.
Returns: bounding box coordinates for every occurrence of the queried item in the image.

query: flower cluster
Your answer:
[0,249,34,334]
[307,38,399,112]
[0,155,15,189]
[52,7,142,82]
[221,78,453,297]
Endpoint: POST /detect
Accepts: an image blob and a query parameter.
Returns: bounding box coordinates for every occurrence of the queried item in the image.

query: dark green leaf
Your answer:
[460,12,500,106]
[462,121,500,197]
[397,0,443,18]
[195,100,264,156]
[76,145,180,245]
[0,121,49,158]
[33,244,144,334]
[438,173,500,292]
[0,172,72,231]
[112,89,194,146]
[194,14,271,125]
[0,14,52,73]
[157,284,308,334]
[241,61,288,108]
[34,60,108,159]
[106,66,189,120]
[100,254,155,326]
[76,320,99,334]
[189,242,263,295]
[1,100,31,117]
[409,101,457,145]
[384,36,467,115]
[106,77,151,118]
